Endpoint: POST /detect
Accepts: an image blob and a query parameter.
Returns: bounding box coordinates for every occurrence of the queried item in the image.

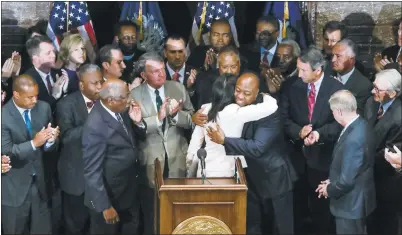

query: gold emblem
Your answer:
[172,215,232,234]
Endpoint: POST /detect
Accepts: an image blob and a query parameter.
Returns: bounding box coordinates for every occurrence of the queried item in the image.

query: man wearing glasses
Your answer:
[364,69,402,235]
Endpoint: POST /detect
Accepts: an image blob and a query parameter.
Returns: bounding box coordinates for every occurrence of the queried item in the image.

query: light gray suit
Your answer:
[131,80,194,187]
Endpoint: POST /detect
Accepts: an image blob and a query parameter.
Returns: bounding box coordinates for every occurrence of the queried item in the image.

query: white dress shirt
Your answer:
[166,63,186,84]
[34,67,54,93]
[338,67,355,85]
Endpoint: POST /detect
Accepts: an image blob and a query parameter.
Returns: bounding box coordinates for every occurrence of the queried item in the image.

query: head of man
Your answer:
[372,69,401,103]
[297,46,326,84]
[26,35,56,73]
[209,19,232,52]
[12,75,39,110]
[114,21,138,55]
[137,52,166,89]
[276,39,301,73]
[329,90,358,126]
[235,72,260,107]
[256,15,279,50]
[322,21,347,56]
[332,39,357,74]
[58,34,86,66]
[78,64,103,101]
[164,35,187,71]
[99,45,126,78]
[218,45,241,76]
[99,78,131,113]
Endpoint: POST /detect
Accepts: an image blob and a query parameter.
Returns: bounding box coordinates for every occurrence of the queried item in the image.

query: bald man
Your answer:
[2,74,60,234]
[82,78,146,234]
[208,72,297,235]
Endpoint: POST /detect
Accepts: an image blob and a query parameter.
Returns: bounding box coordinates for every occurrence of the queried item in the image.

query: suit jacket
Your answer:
[343,69,373,116]
[82,102,147,212]
[194,69,220,110]
[327,117,376,219]
[121,49,145,84]
[239,41,280,73]
[1,100,58,207]
[55,91,89,196]
[23,67,61,111]
[224,105,298,199]
[281,73,344,174]
[131,80,194,188]
[382,44,400,62]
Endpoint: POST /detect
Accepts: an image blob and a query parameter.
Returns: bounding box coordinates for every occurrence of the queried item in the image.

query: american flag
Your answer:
[188,1,239,50]
[47,1,97,62]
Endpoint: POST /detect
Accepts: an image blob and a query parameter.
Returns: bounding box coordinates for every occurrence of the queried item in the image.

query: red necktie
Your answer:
[262,51,269,64]
[172,72,180,82]
[308,83,316,121]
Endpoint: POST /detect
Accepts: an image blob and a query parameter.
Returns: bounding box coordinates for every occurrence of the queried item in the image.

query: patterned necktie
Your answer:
[24,110,35,176]
[308,83,316,121]
[377,105,384,119]
[115,113,128,135]
[262,51,269,64]
[86,101,94,109]
[155,89,162,112]
[45,75,53,94]
[172,72,180,82]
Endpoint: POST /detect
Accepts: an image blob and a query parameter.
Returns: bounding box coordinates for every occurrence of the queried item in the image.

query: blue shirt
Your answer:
[260,42,278,65]
[381,98,395,115]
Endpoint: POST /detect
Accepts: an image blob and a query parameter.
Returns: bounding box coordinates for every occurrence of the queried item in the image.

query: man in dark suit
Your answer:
[240,15,281,73]
[281,46,344,235]
[23,35,68,111]
[82,78,147,234]
[113,21,144,83]
[208,72,297,235]
[55,64,103,234]
[331,39,372,116]
[317,90,376,234]
[364,69,402,235]
[1,74,60,234]
[374,20,401,72]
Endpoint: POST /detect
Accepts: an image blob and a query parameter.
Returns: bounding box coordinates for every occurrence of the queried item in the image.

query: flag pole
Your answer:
[197,1,207,42]
[138,1,143,41]
[282,1,289,38]
[66,1,70,32]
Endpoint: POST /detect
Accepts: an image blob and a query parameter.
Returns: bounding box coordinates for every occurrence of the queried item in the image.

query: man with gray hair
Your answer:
[131,51,194,234]
[331,38,372,115]
[281,46,343,235]
[317,89,375,235]
[55,64,103,234]
[364,69,402,235]
[82,78,146,234]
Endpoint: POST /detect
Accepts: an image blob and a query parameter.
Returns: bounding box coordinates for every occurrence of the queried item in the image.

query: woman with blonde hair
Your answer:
[58,33,87,94]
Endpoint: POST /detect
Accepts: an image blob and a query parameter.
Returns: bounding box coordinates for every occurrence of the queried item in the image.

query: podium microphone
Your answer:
[197,148,207,184]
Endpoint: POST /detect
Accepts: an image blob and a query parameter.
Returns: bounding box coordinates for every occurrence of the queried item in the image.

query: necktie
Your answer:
[115,113,129,135]
[24,110,35,176]
[262,51,269,64]
[172,72,180,82]
[155,89,162,112]
[377,105,384,119]
[45,75,53,94]
[308,83,316,121]
[86,101,94,109]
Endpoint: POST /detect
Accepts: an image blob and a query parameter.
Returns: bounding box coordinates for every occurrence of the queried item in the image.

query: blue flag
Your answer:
[263,1,307,49]
[120,1,167,52]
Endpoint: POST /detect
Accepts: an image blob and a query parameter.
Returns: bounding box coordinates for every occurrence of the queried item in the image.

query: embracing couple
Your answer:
[187,71,297,235]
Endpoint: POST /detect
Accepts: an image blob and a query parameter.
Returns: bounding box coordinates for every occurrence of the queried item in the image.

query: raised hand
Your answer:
[186,69,197,89]
[2,155,11,173]
[158,98,169,121]
[192,107,207,127]
[168,98,183,117]
[128,77,143,91]
[32,127,52,148]
[128,101,142,123]
[1,58,14,79]
[11,51,21,76]
[60,69,69,93]
[52,73,67,99]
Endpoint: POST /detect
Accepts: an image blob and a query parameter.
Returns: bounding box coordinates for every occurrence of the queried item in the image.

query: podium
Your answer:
[154,158,248,234]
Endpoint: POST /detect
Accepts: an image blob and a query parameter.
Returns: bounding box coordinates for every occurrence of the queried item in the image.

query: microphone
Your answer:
[197,148,207,171]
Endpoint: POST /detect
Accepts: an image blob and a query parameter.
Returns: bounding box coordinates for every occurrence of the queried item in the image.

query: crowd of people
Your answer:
[1,13,402,235]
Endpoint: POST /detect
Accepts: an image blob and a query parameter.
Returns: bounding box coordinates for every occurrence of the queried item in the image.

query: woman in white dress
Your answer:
[186,74,278,177]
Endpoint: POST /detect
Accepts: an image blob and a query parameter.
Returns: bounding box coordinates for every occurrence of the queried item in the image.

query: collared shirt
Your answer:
[381,98,395,115]
[338,115,360,141]
[146,83,178,126]
[307,72,325,100]
[260,42,278,65]
[166,63,186,84]
[100,100,146,128]
[13,99,54,150]
[82,93,94,113]
[34,67,54,93]
[338,67,355,85]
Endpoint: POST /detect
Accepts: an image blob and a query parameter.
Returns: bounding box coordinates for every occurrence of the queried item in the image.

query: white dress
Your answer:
[186,95,278,177]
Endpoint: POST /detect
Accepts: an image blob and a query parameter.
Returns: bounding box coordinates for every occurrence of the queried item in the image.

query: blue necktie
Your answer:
[24,110,35,176]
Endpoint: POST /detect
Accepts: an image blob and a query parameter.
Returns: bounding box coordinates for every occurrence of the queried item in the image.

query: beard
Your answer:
[118,41,136,55]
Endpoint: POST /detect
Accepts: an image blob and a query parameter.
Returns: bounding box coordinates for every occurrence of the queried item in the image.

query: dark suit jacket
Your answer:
[121,49,145,84]
[382,44,400,62]
[55,91,88,196]
[239,41,280,73]
[194,69,219,110]
[224,105,298,199]
[23,67,61,111]
[281,73,344,174]
[327,117,376,219]
[343,68,373,116]
[82,102,147,212]
[1,100,58,207]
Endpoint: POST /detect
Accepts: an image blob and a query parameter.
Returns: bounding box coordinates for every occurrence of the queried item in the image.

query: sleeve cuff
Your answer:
[31,141,36,150]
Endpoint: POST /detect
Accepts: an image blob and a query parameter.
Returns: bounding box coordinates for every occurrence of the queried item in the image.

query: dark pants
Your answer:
[2,181,52,234]
[335,217,366,235]
[246,173,294,235]
[50,188,63,235]
[139,185,156,235]
[63,191,90,235]
[88,200,140,235]
[293,167,335,235]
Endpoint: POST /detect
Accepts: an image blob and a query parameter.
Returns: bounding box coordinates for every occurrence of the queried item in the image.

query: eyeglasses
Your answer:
[121,35,137,42]
[373,84,388,93]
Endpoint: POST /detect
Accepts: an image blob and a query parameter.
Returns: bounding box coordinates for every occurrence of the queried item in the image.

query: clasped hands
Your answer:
[299,124,320,146]
[32,123,60,148]
[315,179,330,199]
[158,97,183,121]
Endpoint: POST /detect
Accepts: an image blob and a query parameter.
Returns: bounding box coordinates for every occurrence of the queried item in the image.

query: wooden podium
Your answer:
[154,158,248,234]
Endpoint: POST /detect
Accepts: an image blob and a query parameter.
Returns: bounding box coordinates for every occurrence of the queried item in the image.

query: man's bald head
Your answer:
[234,72,260,107]
[12,74,39,109]
[99,78,130,113]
